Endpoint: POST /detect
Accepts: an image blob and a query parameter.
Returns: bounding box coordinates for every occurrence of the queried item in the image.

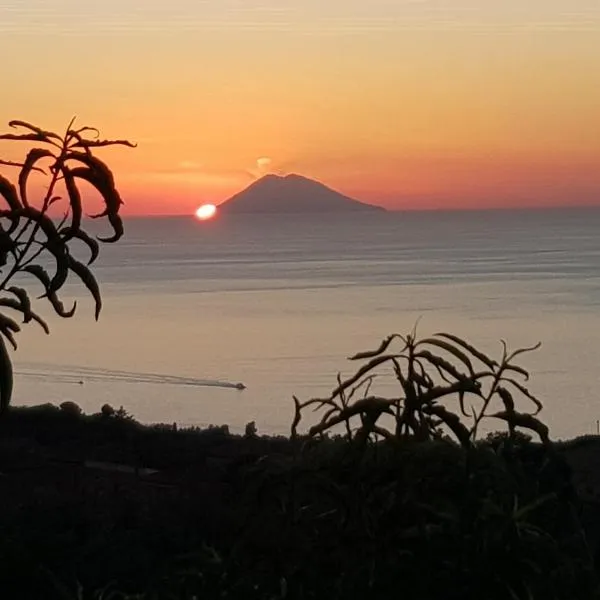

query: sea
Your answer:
[12,207,600,441]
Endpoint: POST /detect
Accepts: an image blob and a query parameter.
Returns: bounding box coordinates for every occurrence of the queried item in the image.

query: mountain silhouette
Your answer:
[218,174,385,213]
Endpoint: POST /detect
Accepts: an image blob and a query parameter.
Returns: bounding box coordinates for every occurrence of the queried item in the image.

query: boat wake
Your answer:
[16,363,246,390]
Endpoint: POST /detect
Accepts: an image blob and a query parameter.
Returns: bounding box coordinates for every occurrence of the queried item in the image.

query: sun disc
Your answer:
[195,204,217,220]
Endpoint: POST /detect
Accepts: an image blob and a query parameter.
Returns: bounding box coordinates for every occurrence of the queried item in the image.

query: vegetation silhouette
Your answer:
[0,119,133,411]
[292,328,549,447]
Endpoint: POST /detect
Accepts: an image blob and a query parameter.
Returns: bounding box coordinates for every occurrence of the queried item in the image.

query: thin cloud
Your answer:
[2,2,599,35]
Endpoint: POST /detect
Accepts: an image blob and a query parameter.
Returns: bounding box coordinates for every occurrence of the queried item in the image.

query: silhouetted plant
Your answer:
[0,119,133,412]
[292,328,548,447]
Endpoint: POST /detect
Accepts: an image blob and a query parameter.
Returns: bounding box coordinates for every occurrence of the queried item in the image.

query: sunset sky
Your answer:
[2,0,600,214]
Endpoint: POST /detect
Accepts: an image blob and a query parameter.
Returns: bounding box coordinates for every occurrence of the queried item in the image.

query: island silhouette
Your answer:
[218,173,385,213]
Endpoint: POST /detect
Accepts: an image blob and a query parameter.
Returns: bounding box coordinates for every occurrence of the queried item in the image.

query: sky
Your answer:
[1,0,600,214]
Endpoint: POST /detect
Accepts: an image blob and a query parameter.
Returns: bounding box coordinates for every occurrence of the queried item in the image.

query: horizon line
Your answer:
[116,204,600,219]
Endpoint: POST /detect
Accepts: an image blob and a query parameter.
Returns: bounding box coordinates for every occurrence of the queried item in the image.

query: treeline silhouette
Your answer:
[0,401,597,599]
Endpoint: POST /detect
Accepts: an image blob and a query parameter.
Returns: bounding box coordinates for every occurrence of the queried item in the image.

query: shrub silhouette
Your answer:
[0,119,133,412]
[292,327,548,447]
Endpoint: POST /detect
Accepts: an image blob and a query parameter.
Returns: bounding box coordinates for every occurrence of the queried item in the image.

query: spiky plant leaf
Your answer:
[98,212,124,243]
[422,404,471,447]
[497,386,515,413]
[0,224,18,261]
[417,337,476,375]
[414,350,471,383]
[503,378,543,414]
[0,313,21,350]
[503,363,532,380]
[7,286,33,322]
[491,410,550,444]
[436,332,498,369]
[23,264,76,318]
[68,162,124,242]
[507,342,542,363]
[62,167,82,232]
[349,334,406,360]
[7,120,62,142]
[66,255,102,320]
[0,133,55,143]
[18,148,54,207]
[330,354,403,399]
[73,138,136,149]
[0,298,49,333]
[60,227,99,263]
[0,174,21,211]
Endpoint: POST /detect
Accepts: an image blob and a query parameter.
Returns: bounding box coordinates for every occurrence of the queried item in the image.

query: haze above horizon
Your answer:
[2,0,599,215]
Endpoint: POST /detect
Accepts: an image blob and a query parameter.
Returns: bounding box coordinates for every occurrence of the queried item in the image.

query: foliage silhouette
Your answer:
[292,328,548,447]
[0,119,133,412]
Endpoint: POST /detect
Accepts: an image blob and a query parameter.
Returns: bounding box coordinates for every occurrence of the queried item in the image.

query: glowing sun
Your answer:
[195,204,217,220]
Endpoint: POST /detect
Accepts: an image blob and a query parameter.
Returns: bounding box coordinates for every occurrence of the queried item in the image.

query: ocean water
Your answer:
[12,208,600,440]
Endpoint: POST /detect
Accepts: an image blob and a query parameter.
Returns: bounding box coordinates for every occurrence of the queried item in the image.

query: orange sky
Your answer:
[1,1,600,214]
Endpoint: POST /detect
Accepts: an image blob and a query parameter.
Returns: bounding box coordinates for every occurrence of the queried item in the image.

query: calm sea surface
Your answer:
[13,208,600,440]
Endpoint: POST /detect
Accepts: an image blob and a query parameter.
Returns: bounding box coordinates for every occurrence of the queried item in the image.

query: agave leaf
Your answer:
[20,206,62,243]
[291,395,302,438]
[0,314,21,350]
[0,174,21,211]
[0,298,49,334]
[61,167,82,232]
[0,334,13,413]
[60,226,99,263]
[72,126,100,137]
[491,410,550,444]
[23,265,77,318]
[309,396,394,437]
[508,342,542,362]
[436,332,498,369]
[19,207,70,292]
[417,338,476,374]
[420,355,454,385]
[420,380,481,404]
[19,148,54,207]
[503,378,543,414]
[73,139,136,149]
[0,223,18,259]
[0,133,53,142]
[457,389,469,417]
[349,334,406,360]
[66,255,102,320]
[7,286,32,322]
[47,295,77,319]
[0,175,23,235]
[48,251,69,293]
[330,354,401,399]
[414,350,469,382]
[67,155,117,198]
[422,404,471,447]
[502,363,531,380]
[0,158,27,168]
[97,212,124,243]
[7,120,62,142]
[22,264,52,288]
[68,161,124,241]
[496,386,515,413]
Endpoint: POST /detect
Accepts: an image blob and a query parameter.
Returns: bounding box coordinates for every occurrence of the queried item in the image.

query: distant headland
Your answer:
[218,173,385,214]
